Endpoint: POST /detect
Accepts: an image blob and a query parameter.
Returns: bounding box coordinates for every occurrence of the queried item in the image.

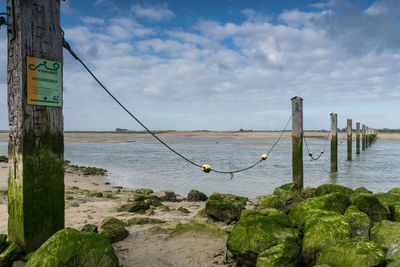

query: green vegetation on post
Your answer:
[292,137,303,188]
[330,113,338,173]
[356,122,360,154]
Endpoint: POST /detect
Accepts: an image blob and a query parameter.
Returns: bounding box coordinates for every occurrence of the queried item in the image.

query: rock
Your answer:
[355,187,372,194]
[26,228,118,267]
[151,190,177,202]
[389,188,400,195]
[315,237,385,267]
[100,217,129,243]
[205,193,248,223]
[259,183,304,214]
[386,243,400,266]
[256,243,299,267]
[371,220,400,249]
[350,193,390,222]
[126,217,165,225]
[0,234,7,253]
[344,205,371,238]
[302,212,351,266]
[375,193,400,207]
[302,186,316,199]
[187,190,208,202]
[177,207,190,214]
[133,193,158,202]
[390,203,400,222]
[117,201,150,213]
[227,208,300,265]
[80,224,98,233]
[167,220,227,240]
[134,188,153,195]
[0,156,7,163]
[0,242,22,267]
[288,192,350,226]
[12,261,26,267]
[273,182,302,194]
[315,184,354,197]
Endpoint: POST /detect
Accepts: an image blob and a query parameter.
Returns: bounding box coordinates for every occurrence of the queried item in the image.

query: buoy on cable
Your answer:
[308,152,313,157]
[261,154,268,160]
[202,164,211,173]
[320,149,324,154]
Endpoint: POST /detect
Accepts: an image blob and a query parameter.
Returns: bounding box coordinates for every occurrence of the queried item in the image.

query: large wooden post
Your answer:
[291,97,303,188]
[7,0,64,252]
[330,113,337,172]
[347,119,352,161]
[362,124,366,150]
[366,126,369,148]
[356,122,360,154]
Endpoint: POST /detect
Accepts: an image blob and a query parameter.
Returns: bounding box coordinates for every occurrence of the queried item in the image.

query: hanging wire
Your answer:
[61,31,292,175]
[303,130,331,161]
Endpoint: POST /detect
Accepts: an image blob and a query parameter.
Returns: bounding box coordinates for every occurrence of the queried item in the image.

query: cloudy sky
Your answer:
[0,0,399,131]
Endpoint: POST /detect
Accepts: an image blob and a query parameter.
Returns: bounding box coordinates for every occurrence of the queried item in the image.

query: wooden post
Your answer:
[362,124,366,150]
[330,113,338,172]
[356,122,360,154]
[347,119,352,161]
[7,0,64,252]
[366,126,369,148]
[291,97,303,189]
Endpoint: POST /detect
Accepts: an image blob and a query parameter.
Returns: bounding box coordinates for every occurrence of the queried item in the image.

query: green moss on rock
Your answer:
[134,188,153,195]
[315,184,354,197]
[151,190,177,202]
[371,220,400,250]
[375,193,400,207]
[0,241,22,267]
[100,217,129,244]
[167,220,227,240]
[355,187,372,194]
[117,201,150,213]
[0,234,6,253]
[0,156,7,163]
[316,237,385,267]
[26,228,118,267]
[259,183,304,214]
[227,208,300,265]
[390,203,400,222]
[302,186,316,199]
[187,190,208,202]
[344,205,371,239]
[350,193,390,222]
[126,217,165,226]
[389,188,400,195]
[205,193,248,223]
[386,243,400,266]
[80,224,98,233]
[256,243,299,267]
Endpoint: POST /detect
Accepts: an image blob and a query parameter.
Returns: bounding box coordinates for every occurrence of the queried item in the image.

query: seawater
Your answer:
[0,138,399,198]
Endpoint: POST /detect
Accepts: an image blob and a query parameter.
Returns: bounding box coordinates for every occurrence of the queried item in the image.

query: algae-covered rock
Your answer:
[80,224,98,233]
[387,243,400,266]
[227,208,300,264]
[389,188,400,195]
[26,228,118,267]
[0,242,22,267]
[302,212,351,266]
[0,234,6,253]
[0,156,7,163]
[375,193,400,207]
[151,190,177,202]
[256,243,299,267]
[355,187,372,194]
[187,190,208,202]
[390,203,400,222]
[117,201,150,213]
[371,220,400,249]
[100,217,129,243]
[302,186,316,199]
[315,184,354,197]
[315,237,385,267]
[167,220,227,240]
[259,183,304,214]
[288,192,350,226]
[134,188,153,195]
[350,193,390,222]
[205,193,248,223]
[126,217,165,225]
[273,182,302,194]
[344,205,371,238]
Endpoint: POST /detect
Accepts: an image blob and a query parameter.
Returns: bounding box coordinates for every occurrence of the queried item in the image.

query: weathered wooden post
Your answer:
[7,0,64,252]
[330,113,338,172]
[356,122,360,154]
[347,119,352,161]
[366,126,369,148]
[362,124,366,150]
[291,97,303,188]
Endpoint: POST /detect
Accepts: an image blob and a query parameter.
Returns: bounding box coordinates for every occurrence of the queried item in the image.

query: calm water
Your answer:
[0,138,399,198]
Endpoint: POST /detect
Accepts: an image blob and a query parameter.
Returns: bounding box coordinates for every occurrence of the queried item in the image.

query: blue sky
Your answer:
[0,0,399,131]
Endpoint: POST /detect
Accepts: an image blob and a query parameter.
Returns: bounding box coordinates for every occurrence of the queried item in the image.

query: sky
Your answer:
[0,0,399,131]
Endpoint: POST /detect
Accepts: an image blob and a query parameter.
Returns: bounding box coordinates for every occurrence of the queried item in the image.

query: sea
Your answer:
[0,137,399,198]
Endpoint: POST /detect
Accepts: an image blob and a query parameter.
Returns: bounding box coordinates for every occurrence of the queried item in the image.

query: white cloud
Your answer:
[131,4,175,21]
[61,1,74,15]
[81,16,105,25]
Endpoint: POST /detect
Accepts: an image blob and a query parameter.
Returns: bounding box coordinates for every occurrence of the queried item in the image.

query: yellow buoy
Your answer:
[202,164,211,173]
[261,154,268,160]
[320,149,324,154]
[308,152,313,157]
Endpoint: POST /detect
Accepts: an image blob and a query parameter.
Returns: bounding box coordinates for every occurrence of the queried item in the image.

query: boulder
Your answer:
[386,243,400,267]
[227,209,300,265]
[205,193,248,223]
[117,201,150,213]
[315,184,354,197]
[302,212,351,266]
[134,188,153,195]
[167,220,227,240]
[389,188,400,195]
[302,186,316,199]
[187,190,208,202]
[0,156,7,163]
[355,187,372,194]
[344,205,371,238]
[371,220,400,249]
[288,192,350,226]
[100,217,128,243]
[126,217,165,225]
[151,190,177,202]
[375,193,400,207]
[315,237,385,267]
[350,193,390,222]
[80,224,98,233]
[390,203,400,222]
[273,182,302,194]
[0,234,6,253]
[256,243,299,267]
[0,242,22,267]
[259,183,304,214]
[26,228,118,267]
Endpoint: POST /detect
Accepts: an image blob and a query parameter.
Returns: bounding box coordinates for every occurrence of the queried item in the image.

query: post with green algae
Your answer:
[347,119,352,161]
[291,97,303,189]
[330,113,338,172]
[362,124,366,150]
[7,0,64,252]
[366,126,369,148]
[356,122,360,154]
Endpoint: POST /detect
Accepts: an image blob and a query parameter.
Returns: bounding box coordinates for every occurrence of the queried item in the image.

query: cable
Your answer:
[61,32,292,175]
[303,130,331,161]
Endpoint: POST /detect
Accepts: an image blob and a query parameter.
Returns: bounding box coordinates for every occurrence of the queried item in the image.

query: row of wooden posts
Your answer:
[291,97,378,188]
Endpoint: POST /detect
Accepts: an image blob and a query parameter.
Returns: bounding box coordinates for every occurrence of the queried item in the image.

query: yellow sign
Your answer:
[27,56,62,107]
